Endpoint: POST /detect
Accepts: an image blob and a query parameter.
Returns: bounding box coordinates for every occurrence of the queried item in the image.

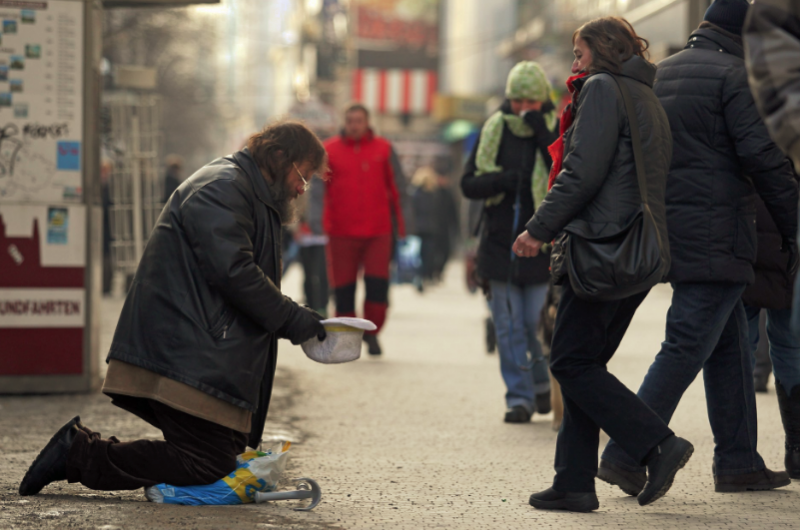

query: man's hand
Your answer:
[512,231,544,258]
[283,305,327,345]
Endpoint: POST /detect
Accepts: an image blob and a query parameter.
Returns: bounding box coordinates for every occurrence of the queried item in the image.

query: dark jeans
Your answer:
[602,282,765,476]
[66,400,248,490]
[550,283,672,492]
[299,244,329,314]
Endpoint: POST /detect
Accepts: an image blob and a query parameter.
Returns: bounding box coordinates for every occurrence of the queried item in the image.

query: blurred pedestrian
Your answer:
[515,17,691,511]
[461,61,558,425]
[411,166,459,284]
[19,121,329,497]
[742,179,800,477]
[599,0,796,497]
[163,154,183,203]
[321,104,406,355]
[745,0,800,407]
[298,177,330,316]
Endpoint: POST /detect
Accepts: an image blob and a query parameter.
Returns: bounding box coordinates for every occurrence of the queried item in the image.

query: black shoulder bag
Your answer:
[562,74,669,301]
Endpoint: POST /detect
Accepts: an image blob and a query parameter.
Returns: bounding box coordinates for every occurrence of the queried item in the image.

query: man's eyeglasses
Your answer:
[293,163,311,192]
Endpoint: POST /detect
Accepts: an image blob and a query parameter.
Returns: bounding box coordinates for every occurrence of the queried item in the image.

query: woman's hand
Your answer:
[512,231,544,258]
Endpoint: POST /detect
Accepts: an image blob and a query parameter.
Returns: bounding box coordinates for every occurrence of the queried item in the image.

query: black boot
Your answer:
[597,458,646,496]
[535,391,552,414]
[363,334,382,355]
[504,405,531,423]
[19,416,81,496]
[638,435,694,506]
[529,487,599,512]
[776,382,800,479]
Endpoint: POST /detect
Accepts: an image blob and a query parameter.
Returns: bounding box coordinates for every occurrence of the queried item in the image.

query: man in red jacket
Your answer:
[322,104,406,354]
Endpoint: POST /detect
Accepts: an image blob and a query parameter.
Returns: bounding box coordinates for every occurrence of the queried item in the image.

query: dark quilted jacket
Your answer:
[526,55,672,279]
[655,26,798,284]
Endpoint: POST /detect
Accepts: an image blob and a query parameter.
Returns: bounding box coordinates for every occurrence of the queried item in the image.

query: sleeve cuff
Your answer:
[525,216,555,242]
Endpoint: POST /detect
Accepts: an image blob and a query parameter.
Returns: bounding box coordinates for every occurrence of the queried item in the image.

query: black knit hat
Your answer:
[703,0,750,36]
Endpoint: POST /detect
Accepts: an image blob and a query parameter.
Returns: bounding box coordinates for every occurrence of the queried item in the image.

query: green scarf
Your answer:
[475,110,558,208]
[475,61,556,208]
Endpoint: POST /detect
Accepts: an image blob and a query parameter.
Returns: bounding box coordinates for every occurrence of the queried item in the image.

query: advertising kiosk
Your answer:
[0,0,102,393]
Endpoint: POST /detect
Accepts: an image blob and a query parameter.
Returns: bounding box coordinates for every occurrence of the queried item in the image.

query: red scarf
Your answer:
[547,72,589,190]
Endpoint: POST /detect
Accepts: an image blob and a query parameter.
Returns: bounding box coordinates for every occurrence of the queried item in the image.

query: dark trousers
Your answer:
[602,282,765,476]
[550,283,673,492]
[66,400,247,490]
[419,234,437,280]
[299,244,329,314]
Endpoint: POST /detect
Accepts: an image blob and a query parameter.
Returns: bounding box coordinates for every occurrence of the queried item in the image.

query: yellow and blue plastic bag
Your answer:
[144,442,291,505]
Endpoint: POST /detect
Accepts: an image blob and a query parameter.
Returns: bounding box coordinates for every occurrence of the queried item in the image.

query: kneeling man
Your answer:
[20,121,328,495]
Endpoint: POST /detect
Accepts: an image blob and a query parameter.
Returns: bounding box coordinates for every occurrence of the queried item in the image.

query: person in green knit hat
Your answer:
[460,61,559,424]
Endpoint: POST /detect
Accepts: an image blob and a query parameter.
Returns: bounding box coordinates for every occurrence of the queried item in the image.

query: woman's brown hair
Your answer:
[246,120,328,182]
[573,17,650,75]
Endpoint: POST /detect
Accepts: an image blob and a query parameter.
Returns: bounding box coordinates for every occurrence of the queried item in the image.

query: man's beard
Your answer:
[266,177,297,225]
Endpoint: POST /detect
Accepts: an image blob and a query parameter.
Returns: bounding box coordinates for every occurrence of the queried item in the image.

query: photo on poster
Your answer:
[4,20,17,34]
[0,65,9,82]
[9,79,22,93]
[21,10,35,24]
[25,44,40,59]
[0,93,12,107]
[10,56,23,70]
[13,103,27,118]
[57,141,81,171]
[47,207,69,245]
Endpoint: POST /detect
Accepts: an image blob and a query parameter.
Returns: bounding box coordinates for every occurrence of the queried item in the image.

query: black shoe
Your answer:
[714,468,791,492]
[776,382,800,478]
[19,416,81,496]
[597,458,646,496]
[535,392,552,415]
[504,405,531,423]
[754,372,769,393]
[363,334,382,355]
[637,435,694,506]
[529,487,599,512]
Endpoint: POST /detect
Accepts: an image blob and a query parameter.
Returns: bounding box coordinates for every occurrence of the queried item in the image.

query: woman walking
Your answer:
[513,17,693,511]
[460,62,558,423]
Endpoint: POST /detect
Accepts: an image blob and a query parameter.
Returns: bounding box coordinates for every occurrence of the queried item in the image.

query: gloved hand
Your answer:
[282,304,326,345]
[493,170,524,193]
[522,101,556,130]
[782,238,799,276]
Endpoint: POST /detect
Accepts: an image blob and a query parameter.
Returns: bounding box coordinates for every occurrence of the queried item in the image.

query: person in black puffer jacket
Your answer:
[744,0,800,479]
[742,186,800,477]
[517,18,692,511]
[461,61,558,425]
[600,0,797,497]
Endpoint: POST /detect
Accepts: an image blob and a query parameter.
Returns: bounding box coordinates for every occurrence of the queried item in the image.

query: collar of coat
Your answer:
[229,148,278,212]
[686,25,745,59]
[571,55,657,93]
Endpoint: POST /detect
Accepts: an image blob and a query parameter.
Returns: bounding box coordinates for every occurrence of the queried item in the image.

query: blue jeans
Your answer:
[746,305,800,392]
[488,280,550,412]
[602,282,766,476]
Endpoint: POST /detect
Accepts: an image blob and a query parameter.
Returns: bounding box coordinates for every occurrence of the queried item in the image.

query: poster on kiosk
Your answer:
[0,0,101,393]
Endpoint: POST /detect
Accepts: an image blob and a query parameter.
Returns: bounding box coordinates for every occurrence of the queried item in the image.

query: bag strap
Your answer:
[610,74,649,207]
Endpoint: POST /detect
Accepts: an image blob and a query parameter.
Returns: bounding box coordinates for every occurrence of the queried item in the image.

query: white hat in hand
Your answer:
[301,318,377,364]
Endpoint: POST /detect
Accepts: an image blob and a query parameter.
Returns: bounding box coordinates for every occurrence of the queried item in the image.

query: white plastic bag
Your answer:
[144,442,291,505]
